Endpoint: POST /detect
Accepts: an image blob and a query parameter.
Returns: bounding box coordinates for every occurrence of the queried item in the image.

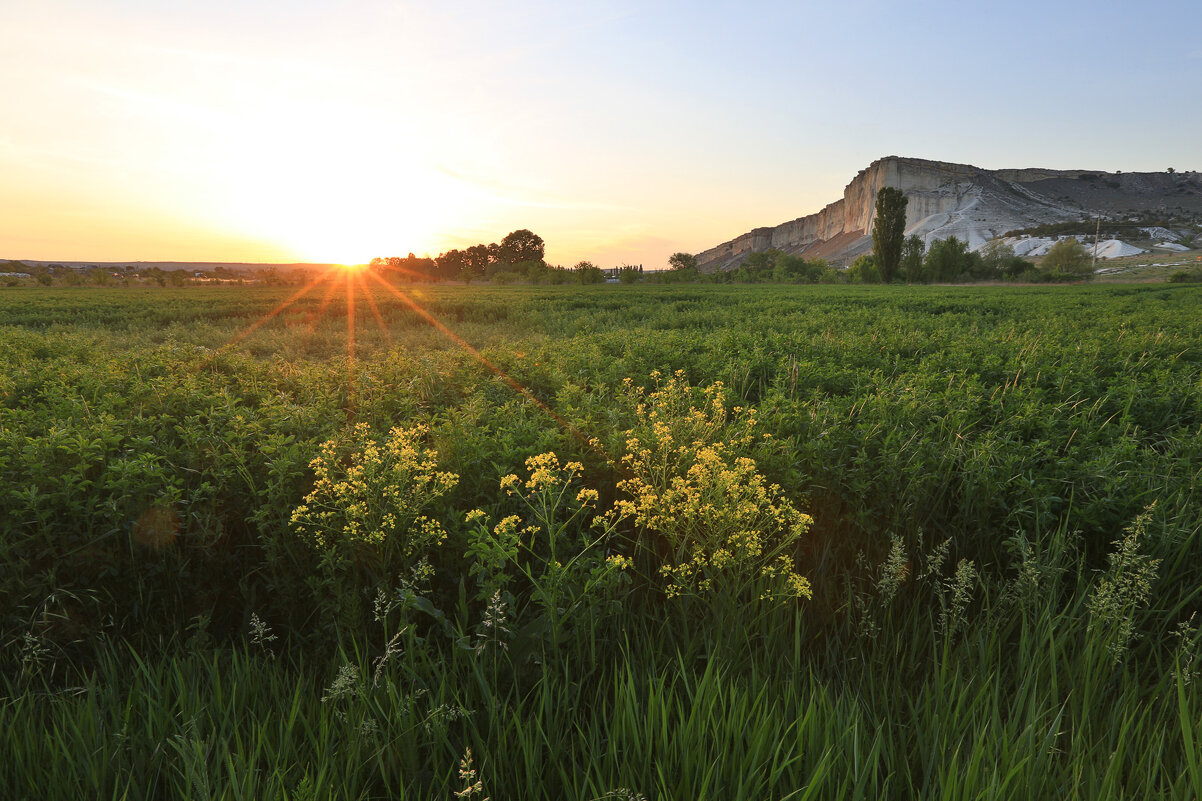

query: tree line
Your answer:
[370,229,552,284]
[860,187,1096,283]
[370,230,661,285]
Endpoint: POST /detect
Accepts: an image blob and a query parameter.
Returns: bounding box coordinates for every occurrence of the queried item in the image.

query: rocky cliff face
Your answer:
[695,157,1202,271]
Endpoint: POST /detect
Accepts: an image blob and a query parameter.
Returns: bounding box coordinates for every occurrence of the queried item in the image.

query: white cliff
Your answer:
[695,157,1202,270]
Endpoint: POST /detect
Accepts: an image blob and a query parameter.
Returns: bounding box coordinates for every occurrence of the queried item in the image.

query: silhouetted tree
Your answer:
[464,245,490,278]
[436,249,466,281]
[573,260,605,284]
[668,252,698,272]
[498,229,545,265]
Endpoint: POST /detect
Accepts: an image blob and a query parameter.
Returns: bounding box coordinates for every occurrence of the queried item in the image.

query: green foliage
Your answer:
[3,283,1202,798]
[1087,505,1162,665]
[922,236,978,282]
[654,249,835,285]
[373,229,545,283]
[1041,237,1094,279]
[289,424,457,636]
[871,187,907,282]
[572,260,605,284]
[847,253,881,283]
[466,453,628,659]
[1004,218,1181,240]
[900,234,925,282]
[978,238,1012,275]
[1169,268,1202,283]
[617,265,640,284]
[667,252,698,272]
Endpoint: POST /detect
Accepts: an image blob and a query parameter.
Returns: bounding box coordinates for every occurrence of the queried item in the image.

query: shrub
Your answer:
[847,254,881,284]
[1168,269,1202,283]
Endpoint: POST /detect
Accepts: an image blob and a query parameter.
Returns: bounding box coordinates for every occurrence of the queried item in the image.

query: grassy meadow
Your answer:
[2,281,1201,799]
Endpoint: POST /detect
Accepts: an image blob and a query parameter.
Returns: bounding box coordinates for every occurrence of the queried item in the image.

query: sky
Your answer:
[2,0,1200,268]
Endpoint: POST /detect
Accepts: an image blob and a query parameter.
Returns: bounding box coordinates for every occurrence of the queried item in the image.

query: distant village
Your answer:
[0,261,314,287]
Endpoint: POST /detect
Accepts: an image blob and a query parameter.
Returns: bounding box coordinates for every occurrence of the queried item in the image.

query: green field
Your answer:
[3,283,1201,799]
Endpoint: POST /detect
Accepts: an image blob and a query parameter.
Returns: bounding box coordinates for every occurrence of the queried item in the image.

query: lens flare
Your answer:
[207,266,617,470]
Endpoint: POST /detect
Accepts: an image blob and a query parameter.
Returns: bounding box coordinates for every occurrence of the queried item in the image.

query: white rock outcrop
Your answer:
[1003,236,1146,260]
[695,157,1202,270]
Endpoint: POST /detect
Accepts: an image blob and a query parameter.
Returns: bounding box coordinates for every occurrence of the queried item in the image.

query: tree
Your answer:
[900,234,925,282]
[572,260,604,284]
[668,252,698,272]
[978,239,1032,280]
[464,245,490,278]
[773,254,809,282]
[976,239,1015,281]
[923,236,973,283]
[871,187,907,283]
[737,249,780,282]
[436,249,466,281]
[1041,238,1093,279]
[498,229,545,266]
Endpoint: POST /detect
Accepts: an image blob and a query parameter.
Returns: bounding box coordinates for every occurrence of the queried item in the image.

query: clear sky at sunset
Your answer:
[3,0,1200,268]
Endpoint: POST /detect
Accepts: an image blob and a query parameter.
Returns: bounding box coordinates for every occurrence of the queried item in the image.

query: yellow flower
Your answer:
[606,554,633,571]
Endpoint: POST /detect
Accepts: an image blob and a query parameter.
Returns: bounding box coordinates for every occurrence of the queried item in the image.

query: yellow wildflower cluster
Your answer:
[605,554,633,571]
[620,372,759,482]
[523,452,583,491]
[616,374,811,604]
[290,423,458,564]
[464,452,629,611]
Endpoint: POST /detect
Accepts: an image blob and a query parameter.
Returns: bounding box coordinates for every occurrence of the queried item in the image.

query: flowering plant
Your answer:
[290,424,458,632]
[613,372,811,605]
[465,452,629,653]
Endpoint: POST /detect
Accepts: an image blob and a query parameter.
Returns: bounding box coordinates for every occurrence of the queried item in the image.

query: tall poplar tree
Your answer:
[872,187,908,283]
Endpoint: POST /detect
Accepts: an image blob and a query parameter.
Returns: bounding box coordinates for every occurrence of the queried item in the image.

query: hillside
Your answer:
[695,157,1202,271]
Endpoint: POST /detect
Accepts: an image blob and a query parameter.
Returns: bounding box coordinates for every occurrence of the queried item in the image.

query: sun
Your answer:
[204,110,467,264]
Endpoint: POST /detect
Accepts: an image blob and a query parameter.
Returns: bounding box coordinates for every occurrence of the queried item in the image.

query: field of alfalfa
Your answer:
[2,281,1201,799]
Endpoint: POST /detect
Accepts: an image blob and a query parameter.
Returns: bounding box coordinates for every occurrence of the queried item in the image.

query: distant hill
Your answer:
[696,157,1202,271]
